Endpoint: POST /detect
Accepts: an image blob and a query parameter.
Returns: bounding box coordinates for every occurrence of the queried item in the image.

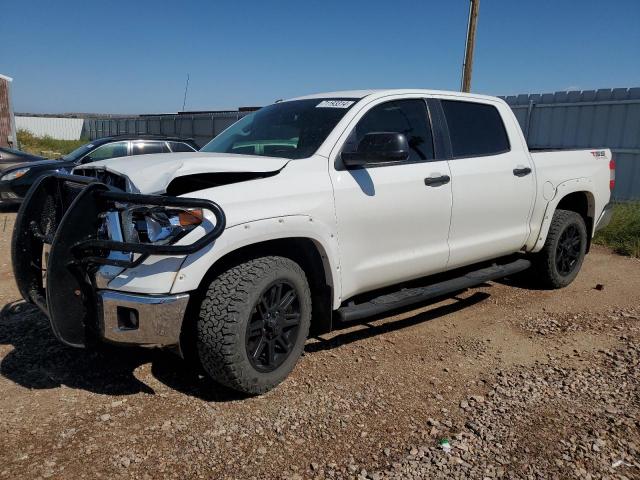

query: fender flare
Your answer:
[170,215,343,308]
[527,177,596,253]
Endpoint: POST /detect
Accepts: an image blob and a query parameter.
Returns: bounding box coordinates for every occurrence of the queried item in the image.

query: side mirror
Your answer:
[341,132,409,167]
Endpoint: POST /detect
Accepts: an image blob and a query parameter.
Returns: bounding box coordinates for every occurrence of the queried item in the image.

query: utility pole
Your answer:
[461,0,480,92]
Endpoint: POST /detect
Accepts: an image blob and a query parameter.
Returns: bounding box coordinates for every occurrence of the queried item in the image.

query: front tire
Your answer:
[533,209,588,289]
[197,256,311,395]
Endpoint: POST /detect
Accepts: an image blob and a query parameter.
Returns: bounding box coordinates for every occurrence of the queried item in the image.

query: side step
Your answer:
[336,258,531,322]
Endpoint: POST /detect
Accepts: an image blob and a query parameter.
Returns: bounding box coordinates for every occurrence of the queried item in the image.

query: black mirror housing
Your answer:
[341,132,410,167]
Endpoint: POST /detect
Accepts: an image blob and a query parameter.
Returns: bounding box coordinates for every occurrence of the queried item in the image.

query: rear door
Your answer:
[329,97,453,300]
[439,98,535,268]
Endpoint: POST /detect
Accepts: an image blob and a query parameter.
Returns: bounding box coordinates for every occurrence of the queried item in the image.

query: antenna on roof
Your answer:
[181,73,190,112]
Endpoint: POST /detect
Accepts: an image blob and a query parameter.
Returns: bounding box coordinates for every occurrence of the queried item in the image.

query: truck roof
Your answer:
[288,89,502,103]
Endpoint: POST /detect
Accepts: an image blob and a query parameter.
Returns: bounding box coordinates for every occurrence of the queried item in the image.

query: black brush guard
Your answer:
[11,174,226,347]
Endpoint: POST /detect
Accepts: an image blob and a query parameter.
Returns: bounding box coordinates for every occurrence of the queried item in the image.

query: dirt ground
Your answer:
[0,209,638,479]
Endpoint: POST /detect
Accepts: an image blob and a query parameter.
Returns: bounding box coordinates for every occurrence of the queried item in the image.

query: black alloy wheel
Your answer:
[531,209,587,289]
[246,281,302,372]
[555,224,582,276]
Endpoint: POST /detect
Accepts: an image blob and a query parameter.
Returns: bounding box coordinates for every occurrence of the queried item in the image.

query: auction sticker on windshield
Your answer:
[316,100,355,108]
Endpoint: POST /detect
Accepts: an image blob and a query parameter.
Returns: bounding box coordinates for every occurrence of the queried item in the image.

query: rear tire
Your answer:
[533,209,587,289]
[196,256,311,395]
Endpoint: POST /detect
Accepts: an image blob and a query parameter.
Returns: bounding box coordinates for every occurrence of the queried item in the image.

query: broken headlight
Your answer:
[117,206,203,245]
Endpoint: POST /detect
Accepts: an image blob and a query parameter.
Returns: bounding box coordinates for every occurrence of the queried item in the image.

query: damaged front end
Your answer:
[12,174,225,348]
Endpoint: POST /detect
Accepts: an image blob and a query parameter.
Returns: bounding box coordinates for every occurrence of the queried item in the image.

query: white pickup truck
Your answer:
[12,89,614,394]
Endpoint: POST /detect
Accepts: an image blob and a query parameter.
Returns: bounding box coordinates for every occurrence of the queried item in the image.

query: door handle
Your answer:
[513,167,532,177]
[424,175,451,187]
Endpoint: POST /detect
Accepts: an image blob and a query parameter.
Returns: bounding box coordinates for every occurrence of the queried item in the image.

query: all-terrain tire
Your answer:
[533,209,588,289]
[197,256,311,395]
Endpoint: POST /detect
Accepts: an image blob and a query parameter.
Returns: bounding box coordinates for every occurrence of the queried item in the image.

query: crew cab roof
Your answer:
[287,89,504,103]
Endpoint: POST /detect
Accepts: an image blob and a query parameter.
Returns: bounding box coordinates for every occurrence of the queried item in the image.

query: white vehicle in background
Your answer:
[12,89,614,394]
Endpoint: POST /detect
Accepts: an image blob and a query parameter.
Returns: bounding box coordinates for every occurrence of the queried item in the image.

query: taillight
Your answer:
[609,156,616,191]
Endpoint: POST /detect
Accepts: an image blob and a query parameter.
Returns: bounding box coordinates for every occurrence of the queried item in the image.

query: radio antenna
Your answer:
[182,73,190,112]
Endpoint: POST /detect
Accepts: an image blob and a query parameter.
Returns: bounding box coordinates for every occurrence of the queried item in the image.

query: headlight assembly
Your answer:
[119,205,204,246]
[1,167,30,181]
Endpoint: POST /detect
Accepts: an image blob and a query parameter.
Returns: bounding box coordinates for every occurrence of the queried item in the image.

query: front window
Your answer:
[82,141,129,163]
[200,98,357,159]
[343,99,434,162]
[61,143,95,162]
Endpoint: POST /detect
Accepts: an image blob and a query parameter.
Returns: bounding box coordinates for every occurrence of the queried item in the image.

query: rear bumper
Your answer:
[98,291,190,346]
[595,202,614,232]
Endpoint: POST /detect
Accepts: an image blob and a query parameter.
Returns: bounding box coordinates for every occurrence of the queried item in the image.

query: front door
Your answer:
[329,98,453,302]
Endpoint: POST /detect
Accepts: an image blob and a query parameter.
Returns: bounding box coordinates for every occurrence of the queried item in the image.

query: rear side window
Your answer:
[441,100,510,158]
[131,141,170,155]
[345,99,434,162]
[168,141,196,152]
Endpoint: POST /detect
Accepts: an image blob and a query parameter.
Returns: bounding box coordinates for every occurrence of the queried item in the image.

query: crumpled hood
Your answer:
[76,152,289,194]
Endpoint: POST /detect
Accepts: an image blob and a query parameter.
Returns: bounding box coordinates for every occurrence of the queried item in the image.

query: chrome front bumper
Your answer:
[98,290,190,346]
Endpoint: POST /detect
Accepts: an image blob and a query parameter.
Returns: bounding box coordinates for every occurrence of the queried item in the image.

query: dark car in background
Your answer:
[0,135,197,204]
[0,147,46,170]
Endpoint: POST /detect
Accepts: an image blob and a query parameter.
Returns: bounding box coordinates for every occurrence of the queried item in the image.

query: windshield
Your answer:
[200,98,357,159]
[61,142,95,161]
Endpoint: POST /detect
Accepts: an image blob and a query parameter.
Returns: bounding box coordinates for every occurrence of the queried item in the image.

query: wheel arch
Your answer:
[556,191,595,251]
[181,235,336,350]
[531,182,596,253]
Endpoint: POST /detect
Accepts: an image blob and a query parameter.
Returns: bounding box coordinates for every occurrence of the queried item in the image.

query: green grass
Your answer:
[17,129,88,158]
[593,202,640,258]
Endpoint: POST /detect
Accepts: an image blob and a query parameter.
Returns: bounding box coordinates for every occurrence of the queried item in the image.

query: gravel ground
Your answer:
[1,209,639,480]
[374,313,640,480]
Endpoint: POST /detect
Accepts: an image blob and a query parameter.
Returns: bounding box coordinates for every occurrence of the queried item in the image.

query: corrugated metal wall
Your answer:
[15,116,85,141]
[83,112,247,148]
[501,87,640,201]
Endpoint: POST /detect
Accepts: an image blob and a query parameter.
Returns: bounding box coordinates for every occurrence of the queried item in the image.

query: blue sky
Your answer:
[2,0,639,114]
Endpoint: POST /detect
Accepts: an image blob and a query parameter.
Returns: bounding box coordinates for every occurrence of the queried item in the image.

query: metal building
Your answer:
[15,116,84,140]
[501,87,640,201]
[83,110,248,148]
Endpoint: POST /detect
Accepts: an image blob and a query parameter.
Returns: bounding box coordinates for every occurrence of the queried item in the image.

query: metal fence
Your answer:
[83,88,640,201]
[501,87,640,201]
[82,111,248,149]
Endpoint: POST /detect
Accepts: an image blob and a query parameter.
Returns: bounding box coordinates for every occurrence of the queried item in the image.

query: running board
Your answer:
[336,258,531,323]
